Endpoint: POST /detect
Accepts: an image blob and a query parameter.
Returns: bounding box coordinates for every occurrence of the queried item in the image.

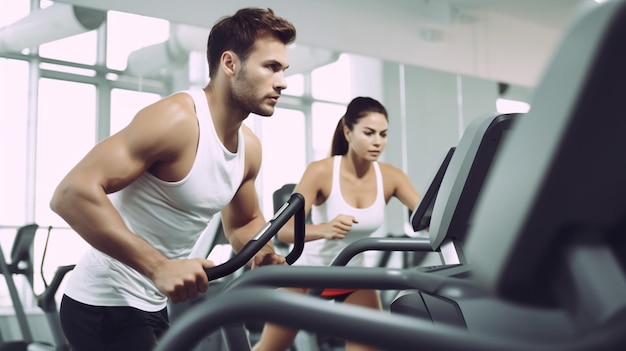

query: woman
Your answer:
[253,96,420,351]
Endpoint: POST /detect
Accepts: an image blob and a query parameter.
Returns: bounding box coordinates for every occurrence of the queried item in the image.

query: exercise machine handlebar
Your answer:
[38,264,76,312]
[203,192,305,280]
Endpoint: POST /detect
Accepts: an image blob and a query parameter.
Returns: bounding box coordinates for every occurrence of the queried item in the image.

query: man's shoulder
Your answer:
[160,91,196,114]
[128,93,198,153]
[241,124,262,173]
[139,93,198,132]
[241,123,261,146]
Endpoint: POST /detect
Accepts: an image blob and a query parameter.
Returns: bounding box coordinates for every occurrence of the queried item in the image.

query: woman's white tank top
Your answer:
[296,156,385,267]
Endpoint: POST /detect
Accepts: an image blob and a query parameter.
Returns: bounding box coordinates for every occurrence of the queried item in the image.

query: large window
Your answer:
[110,88,162,134]
[310,55,352,160]
[311,54,352,103]
[0,0,29,28]
[256,109,306,219]
[34,79,97,293]
[0,59,29,226]
[284,73,305,97]
[36,79,97,226]
[0,58,29,306]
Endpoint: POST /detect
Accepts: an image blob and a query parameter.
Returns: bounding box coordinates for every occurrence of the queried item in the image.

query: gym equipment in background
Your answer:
[0,224,74,351]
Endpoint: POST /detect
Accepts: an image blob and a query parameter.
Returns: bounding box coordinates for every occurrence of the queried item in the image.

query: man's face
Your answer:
[231,34,290,117]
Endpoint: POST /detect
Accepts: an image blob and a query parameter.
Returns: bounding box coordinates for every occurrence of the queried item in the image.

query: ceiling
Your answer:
[52,0,593,86]
[54,0,585,29]
[445,0,587,29]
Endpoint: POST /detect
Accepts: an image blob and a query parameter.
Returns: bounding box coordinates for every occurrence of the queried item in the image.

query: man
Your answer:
[50,7,296,351]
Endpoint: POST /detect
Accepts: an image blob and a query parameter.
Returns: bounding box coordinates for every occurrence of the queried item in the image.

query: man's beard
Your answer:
[231,69,274,117]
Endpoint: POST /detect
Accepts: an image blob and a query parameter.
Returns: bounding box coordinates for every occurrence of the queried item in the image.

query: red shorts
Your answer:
[320,288,357,297]
[303,288,357,302]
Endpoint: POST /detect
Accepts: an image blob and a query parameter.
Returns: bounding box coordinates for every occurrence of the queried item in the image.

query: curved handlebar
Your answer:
[38,264,76,312]
[204,192,305,280]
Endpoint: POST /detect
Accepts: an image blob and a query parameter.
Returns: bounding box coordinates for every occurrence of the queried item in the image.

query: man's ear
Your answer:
[221,51,237,77]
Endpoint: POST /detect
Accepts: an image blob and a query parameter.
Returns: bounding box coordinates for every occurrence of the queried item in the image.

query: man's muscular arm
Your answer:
[50,93,213,303]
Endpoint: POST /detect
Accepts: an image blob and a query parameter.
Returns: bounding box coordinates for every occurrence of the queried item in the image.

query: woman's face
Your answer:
[344,112,388,161]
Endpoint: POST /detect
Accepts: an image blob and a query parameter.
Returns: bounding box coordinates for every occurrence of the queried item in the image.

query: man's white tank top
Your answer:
[296,156,385,267]
[64,87,245,311]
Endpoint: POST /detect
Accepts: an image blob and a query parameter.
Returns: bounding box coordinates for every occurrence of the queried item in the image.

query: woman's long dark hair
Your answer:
[330,97,388,156]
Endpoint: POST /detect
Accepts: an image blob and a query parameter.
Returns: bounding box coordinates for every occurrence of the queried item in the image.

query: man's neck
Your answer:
[204,84,246,152]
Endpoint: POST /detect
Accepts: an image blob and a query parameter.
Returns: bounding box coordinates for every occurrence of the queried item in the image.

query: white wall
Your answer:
[382,61,506,237]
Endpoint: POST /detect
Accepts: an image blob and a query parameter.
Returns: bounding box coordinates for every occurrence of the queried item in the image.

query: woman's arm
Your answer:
[276,159,357,243]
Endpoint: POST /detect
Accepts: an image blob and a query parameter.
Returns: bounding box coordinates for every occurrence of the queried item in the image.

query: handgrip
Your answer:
[204,192,305,280]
